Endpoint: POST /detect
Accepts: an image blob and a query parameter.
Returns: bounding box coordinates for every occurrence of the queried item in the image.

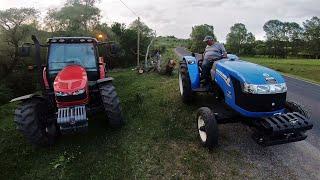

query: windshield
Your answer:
[48,43,97,73]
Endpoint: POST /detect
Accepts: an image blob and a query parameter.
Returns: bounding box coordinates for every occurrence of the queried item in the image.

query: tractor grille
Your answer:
[56,93,87,102]
[231,77,286,112]
[57,105,88,133]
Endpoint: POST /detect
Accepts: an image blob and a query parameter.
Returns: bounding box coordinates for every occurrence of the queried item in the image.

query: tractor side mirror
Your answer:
[18,45,31,57]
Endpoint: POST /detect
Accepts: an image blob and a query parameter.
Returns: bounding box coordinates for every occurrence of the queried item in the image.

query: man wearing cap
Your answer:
[202,35,227,85]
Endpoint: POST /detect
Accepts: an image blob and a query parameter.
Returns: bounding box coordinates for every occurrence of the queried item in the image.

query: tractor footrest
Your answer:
[252,112,313,146]
[57,105,88,133]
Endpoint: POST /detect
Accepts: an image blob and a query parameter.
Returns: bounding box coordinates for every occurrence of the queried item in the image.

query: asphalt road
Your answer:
[175,47,320,179]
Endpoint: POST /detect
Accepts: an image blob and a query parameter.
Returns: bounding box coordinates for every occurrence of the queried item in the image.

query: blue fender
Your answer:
[183,56,200,89]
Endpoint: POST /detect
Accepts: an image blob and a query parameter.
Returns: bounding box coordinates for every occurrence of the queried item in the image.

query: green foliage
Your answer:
[303,17,320,58]
[224,17,319,58]
[0,83,13,105]
[226,23,255,55]
[189,24,216,52]
[44,1,100,34]
[110,21,153,68]
[0,8,38,78]
[263,20,304,58]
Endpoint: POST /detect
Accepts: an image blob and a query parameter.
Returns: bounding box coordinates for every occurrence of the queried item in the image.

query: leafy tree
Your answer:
[189,24,216,52]
[44,1,100,35]
[263,20,286,58]
[0,8,38,79]
[263,20,305,58]
[254,40,267,56]
[243,32,256,55]
[303,16,320,59]
[110,20,153,67]
[226,23,255,55]
[283,22,303,57]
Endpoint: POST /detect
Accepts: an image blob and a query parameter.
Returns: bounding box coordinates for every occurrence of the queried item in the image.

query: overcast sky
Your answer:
[0,0,319,42]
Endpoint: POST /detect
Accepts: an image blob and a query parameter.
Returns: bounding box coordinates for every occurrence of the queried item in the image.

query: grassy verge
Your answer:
[0,70,258,179]
[243,57,320,84]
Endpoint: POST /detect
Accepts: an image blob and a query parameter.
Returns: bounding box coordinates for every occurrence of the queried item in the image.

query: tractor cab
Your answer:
[46,37,102,84]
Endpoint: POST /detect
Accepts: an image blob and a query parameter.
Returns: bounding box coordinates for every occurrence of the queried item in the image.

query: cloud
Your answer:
[1,0,319,41]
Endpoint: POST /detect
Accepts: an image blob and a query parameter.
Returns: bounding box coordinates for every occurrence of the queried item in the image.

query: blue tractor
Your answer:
[179,54,313,148]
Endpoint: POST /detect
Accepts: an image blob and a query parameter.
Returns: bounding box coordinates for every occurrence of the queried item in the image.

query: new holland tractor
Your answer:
[179,53,313,148]
[11,35,124,146]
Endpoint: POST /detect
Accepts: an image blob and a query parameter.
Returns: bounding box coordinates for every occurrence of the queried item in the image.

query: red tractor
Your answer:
[11,35,124,146]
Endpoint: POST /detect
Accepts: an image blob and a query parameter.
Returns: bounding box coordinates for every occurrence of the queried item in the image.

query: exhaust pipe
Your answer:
[31,35,46,94]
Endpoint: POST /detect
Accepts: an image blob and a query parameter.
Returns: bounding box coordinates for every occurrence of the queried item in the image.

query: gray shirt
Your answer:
[204,43,226,61]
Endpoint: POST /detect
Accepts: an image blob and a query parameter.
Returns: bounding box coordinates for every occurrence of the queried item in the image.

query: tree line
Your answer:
[189,17,320,59]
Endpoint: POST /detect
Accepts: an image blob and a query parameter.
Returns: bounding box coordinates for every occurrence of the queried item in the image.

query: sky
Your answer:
[0,0,319,42]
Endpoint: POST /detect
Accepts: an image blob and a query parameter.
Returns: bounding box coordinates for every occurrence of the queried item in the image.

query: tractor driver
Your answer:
[202,35,227,85]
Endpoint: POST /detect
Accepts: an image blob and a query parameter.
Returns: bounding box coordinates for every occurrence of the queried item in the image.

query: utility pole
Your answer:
[137,17,140,67]
[145,30,156,68]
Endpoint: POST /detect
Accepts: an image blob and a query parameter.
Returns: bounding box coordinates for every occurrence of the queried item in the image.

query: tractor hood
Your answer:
[54,65,88,94]
[216,59,285,84]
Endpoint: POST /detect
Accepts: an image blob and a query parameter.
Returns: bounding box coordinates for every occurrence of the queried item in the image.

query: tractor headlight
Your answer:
[72,89,86,95]
[55,91,69,96]
[242,83,287,94]
[55,89,85,96]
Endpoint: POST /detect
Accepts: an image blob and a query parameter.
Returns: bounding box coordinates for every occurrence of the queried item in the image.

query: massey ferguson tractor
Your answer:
[179,53,313,148]
[11,35,124,146]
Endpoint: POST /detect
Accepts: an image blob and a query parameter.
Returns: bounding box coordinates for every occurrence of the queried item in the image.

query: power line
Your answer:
[118,0,139,18]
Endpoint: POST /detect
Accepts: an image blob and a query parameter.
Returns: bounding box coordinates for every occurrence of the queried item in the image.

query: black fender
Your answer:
[97,77,114,85]
[10,94,46,103]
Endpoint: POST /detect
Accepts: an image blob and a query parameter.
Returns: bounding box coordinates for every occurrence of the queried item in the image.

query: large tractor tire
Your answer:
[14,98,58,146]
[285,101,310,118]
[179,62,193,102]
[99,82,125,128]
[196,107,219,149]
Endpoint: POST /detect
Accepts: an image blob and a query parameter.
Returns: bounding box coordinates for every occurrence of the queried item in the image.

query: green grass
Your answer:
[243,57,320,84]
[0,70,263,179]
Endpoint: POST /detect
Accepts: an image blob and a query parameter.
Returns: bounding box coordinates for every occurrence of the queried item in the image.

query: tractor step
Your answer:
[252,112,313,146]
[57,105,88,133]
[193,88,208,92]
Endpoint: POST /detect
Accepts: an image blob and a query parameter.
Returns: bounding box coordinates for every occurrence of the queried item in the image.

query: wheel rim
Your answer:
[179,72,183,95]
[198,115,207,142]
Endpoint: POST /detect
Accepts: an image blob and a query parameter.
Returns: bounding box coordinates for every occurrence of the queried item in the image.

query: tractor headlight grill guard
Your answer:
[242,83,287,94]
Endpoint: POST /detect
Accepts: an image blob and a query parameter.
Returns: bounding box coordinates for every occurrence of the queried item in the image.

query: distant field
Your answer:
[243,57,320,83]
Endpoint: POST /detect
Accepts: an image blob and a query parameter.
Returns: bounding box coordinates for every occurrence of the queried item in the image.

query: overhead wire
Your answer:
[118,0,140,18]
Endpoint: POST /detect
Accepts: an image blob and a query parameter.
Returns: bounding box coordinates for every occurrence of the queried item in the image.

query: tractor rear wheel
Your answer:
[285,101,310,118]
[99,82,125,128]
[196,107,219,149]
[179,62,193,102]
[14,98,58,146]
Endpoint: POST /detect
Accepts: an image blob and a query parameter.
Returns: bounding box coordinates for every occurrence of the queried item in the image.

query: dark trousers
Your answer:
[201,59,214,84]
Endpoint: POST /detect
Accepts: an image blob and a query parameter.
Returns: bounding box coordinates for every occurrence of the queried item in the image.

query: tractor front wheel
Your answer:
[99,82,125,128]
[196,107,219,149]
[179,62,193,102]
[14,98,58,146]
